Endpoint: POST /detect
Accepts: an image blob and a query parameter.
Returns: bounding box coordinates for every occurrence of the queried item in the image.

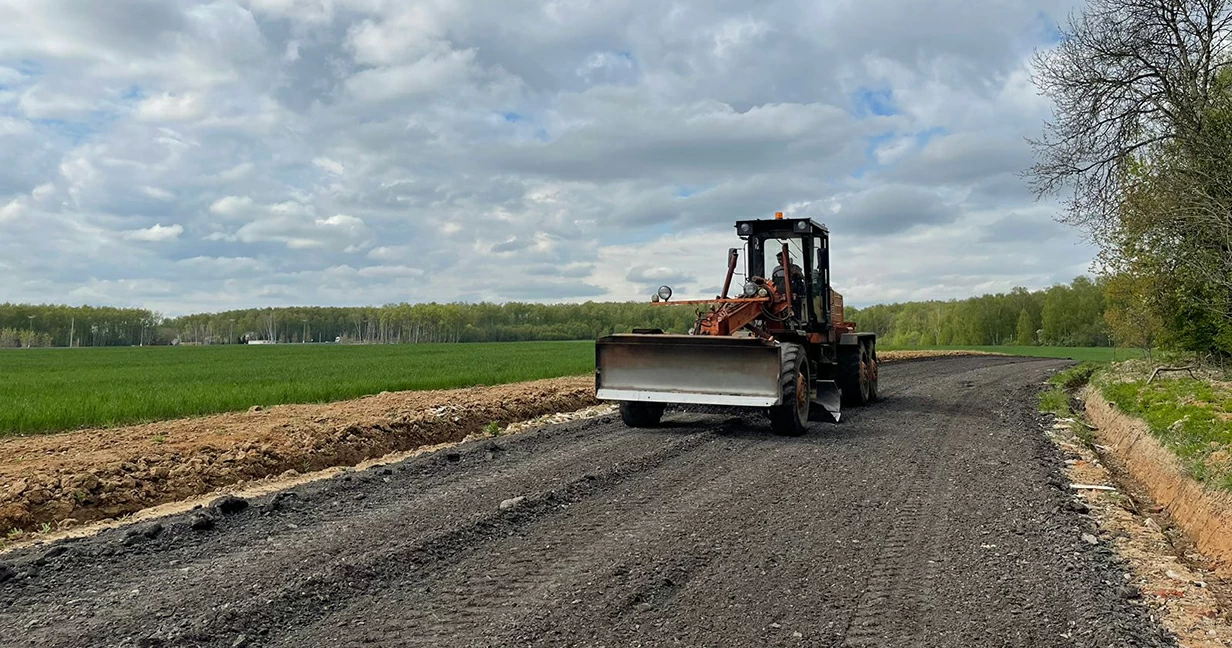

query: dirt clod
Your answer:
[1067,500,1091,514]
[0,564,13,583]
[189,513,216,531]
[210,496,248,515]
[499,496,526,510]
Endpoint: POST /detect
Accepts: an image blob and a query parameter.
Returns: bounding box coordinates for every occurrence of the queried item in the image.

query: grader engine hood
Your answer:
[595,334,783,407]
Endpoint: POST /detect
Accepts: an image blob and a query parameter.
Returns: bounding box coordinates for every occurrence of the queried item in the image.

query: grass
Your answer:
[0,341,595,436]
[1096,371,1232,490]
[1038,362,1101,446]
[881,345,1146,363]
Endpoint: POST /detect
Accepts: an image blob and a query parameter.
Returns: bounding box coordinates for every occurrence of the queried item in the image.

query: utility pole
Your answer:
[69,317,74,348]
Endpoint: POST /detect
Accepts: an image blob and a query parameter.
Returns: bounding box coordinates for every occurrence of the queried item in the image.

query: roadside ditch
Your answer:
[1042,363,1232,646]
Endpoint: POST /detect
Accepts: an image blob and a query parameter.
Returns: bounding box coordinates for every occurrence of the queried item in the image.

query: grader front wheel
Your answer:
[619,401,666,428]
[768,344,810,436]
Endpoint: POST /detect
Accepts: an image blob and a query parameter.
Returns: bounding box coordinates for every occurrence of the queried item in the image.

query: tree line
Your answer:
[845,277,1110,348]
[1029,0,1232,358]
[0,304,160,347]
[162,302,700,345]
[0,302,698,347]
[1,277,1116,349]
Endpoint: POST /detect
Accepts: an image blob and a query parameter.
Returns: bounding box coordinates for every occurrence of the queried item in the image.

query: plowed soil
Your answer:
[0,356,1174,647]
[0,377,596,533]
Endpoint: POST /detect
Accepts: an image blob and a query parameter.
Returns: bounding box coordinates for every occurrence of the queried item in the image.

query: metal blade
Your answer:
[812,380,841,423]
[595,334,783,407]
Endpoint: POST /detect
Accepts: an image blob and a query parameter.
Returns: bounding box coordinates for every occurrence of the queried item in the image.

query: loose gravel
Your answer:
[0,356,1174,647]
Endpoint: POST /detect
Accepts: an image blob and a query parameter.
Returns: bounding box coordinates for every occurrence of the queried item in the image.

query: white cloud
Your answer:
[313,157,345,175]
[134,92,206,122]
[357,265,425,278]
[214,162,255,182]
[0,0,1093,314]
[210,195,254,216]
[125,223,184,242]
[345,47,477,101]
[141,186,175,200]
[0,199,23,223]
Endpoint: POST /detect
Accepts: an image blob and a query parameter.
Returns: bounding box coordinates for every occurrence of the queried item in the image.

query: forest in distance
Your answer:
[0,275,1116,351]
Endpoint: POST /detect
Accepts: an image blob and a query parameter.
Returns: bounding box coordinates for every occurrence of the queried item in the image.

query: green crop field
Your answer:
[0,341,595,436]
[880,345,1146,363]
[0,341,1143,437]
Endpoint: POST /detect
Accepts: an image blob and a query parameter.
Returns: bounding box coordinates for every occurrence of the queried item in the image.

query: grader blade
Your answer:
[595,334,783,407]
[813,380,841,423]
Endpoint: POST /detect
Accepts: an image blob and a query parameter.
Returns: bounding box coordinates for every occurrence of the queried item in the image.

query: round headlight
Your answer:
[651,293,661,303]
[738,223,751,235]
[657,285,673,301]
[742,281,758,297]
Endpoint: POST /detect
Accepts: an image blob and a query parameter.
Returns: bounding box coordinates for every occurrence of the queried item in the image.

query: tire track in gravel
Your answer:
[0,357,1176,648]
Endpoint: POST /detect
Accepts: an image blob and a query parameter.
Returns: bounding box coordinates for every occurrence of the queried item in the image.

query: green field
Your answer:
[880,345,1146,363]
[0,341,1142,436]
[0,341,594,436]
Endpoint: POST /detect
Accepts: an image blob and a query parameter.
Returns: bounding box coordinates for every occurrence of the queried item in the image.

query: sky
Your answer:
[0,0,1093,316]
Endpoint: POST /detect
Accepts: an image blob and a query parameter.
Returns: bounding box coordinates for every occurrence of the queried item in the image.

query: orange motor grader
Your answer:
[594,213,878,436]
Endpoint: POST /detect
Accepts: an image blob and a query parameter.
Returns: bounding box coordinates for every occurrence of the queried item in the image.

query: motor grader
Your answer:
[594,213,878,436]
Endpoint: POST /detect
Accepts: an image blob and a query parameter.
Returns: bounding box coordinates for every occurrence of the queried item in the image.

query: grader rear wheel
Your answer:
[863,342,879,402]
[839,340,874,406]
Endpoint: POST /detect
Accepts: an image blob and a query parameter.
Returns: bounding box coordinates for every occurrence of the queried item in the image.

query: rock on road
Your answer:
[0,356,1174,647]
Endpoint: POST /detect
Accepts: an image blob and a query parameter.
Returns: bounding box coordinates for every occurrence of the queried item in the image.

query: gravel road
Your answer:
[0,356,1174,647]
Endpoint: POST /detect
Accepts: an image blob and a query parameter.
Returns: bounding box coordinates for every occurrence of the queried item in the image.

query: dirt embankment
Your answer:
[0,377,596,534]
[0,349,988,536]
[1082,386,1232,579]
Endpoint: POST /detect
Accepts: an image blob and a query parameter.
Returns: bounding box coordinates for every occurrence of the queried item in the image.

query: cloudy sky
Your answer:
[0,0,1092,315]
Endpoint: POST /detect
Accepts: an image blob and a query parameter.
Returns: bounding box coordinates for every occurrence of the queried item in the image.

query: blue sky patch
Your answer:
[1034,11,1065,44]
[16,59,43,76]
[33,118,96,145]
[854,88,896,117]
[915,126,948,146]
[849,131,899,178]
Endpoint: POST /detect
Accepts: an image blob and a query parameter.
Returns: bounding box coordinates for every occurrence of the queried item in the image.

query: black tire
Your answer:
[619,401,665,427]
[864,342,879,402]
[839,342,870,406]
[768,344,809,437]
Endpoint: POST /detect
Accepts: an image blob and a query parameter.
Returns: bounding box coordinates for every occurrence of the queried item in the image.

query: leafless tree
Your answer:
[1028,0,1232,233]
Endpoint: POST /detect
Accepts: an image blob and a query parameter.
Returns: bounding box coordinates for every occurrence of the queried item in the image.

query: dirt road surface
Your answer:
[0,356,1174,647]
